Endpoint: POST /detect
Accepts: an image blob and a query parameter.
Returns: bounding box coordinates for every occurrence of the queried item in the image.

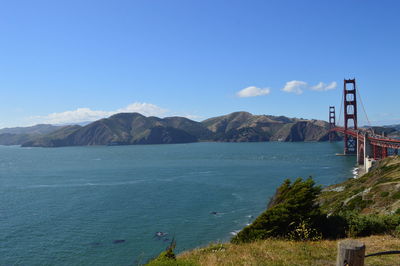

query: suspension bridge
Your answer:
[329,79,400,172]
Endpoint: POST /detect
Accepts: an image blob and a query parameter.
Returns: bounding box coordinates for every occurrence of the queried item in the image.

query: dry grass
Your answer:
[176,235,400,266]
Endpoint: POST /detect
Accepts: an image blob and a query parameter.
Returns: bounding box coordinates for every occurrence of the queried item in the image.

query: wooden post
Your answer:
[336,240,365,266]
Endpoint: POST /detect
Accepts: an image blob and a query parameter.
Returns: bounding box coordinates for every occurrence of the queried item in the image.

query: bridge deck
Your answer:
[332,127,400,149]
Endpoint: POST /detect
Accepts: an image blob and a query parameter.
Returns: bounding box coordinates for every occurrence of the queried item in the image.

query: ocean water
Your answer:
[0,142,354,265]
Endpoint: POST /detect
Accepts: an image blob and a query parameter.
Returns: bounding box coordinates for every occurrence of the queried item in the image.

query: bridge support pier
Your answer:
[357,134,364,165]
[362,133,375,172]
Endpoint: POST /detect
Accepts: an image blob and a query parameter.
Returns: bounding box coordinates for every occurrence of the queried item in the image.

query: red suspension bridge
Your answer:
[329,79,400,171]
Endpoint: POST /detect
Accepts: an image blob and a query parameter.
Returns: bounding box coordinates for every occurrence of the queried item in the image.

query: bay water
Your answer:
[0,142,354,265]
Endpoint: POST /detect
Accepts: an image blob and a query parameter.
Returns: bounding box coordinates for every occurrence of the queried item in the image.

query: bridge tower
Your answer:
[329,106,336,142]
[343,79,358,155]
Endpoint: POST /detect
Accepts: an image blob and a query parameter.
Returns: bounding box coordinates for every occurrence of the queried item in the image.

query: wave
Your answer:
[230,230,241,236]
[24,180,145,189]
[352,167,359,178]
[231,193,243,201]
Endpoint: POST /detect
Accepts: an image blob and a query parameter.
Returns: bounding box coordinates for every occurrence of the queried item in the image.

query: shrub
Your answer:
[146,239,184,266]
[380,191,389,197]
[352,187,365,195]
[391,191,400,200]
[395,225,400,237]
[287,219,322,241]
[343,212,400,237]
[232,178,324,243]
[318,214,347,239]
[345,196,373,212]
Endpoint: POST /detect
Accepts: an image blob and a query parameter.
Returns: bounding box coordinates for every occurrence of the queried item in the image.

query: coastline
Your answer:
[170,156,400,265]
[352,165,365,178]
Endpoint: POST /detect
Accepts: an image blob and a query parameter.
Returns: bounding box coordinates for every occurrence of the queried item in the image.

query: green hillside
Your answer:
[320,156,400,215]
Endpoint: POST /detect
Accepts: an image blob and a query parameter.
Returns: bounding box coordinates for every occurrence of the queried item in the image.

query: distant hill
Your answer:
[0,133,33,146]
[202,111,336,142]
[384,124,400,131]
[0,124,63,145]
[384,124,400,138]
[22,113,206,147]
[19,112,340,147]
[0,124,61,135]
[366,125,400,138]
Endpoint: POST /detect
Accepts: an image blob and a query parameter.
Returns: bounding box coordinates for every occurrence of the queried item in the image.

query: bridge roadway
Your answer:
[331,126,400,172]
[332,127,400,150]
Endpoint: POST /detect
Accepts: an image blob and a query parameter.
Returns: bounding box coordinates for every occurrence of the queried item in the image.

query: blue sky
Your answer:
[1,0,399,128]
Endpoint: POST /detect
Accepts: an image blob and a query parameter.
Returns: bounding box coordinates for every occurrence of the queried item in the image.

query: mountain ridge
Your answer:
[15,111,342,147]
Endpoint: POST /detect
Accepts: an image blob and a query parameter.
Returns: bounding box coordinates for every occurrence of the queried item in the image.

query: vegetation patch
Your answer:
[345,196,373,212]
[392,191,400,200]
[380,191,389,197]
[376,176,392,185]
[320,156,400,215]
[231,178,347,243]
[146,239,193,266]
[351,186,365,195]
[342,212,400,237]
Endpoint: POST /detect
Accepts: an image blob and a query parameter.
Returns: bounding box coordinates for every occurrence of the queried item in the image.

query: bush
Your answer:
[345,196,373,212]
[287,219,322,241]
[343,212,400,237]
[146,239,186,266]
[352,187,365,195]
[391,191,400,200]
[232,178,325,243]
[380,191,389,197]
[318,214,347,239]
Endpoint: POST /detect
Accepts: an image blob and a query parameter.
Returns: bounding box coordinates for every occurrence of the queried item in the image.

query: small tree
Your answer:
[232,178,324,243]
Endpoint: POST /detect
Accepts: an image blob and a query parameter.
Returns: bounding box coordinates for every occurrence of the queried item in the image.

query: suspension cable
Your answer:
[356,83,372,128]
[337,88,344,127]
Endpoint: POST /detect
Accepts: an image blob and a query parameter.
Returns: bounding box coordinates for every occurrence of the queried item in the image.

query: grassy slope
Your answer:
[175,235,400,266]
[319,156,400,215]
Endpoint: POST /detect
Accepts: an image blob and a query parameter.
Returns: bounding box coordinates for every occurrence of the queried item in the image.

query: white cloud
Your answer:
[115,102,168,117]
[281,80,307,94]
[236,86,271,98]
[310,81,337,91]
[30,102,168,125]
[281,80,337,94]
[182,114,204,120]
